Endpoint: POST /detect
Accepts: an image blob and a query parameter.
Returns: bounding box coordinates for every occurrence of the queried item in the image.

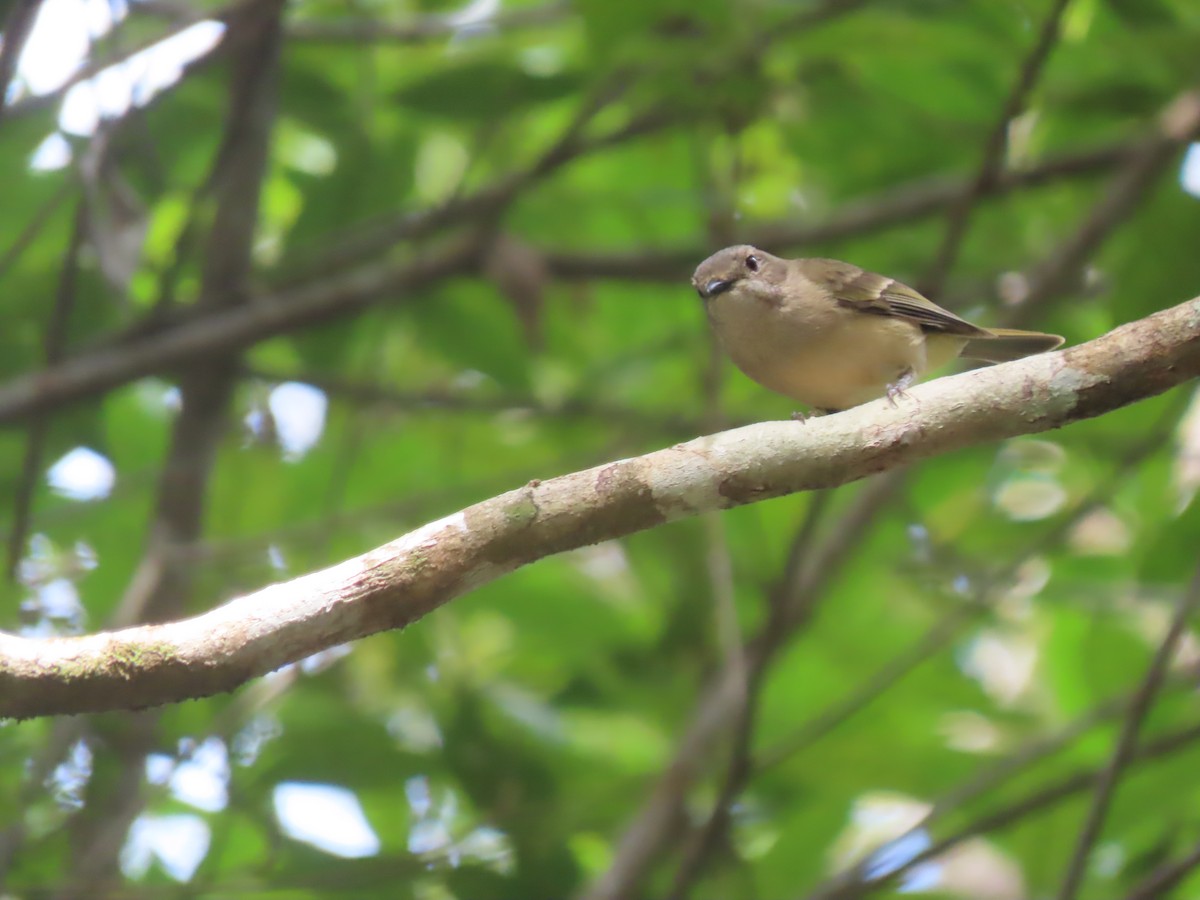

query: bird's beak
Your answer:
[700,278,733,299]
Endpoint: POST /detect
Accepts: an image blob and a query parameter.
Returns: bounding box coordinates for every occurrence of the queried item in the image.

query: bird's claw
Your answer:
[792,408,838,422]
[886,370,916,408]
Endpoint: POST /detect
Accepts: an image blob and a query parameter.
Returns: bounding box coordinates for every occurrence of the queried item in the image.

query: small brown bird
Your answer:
[693,245,1064,413]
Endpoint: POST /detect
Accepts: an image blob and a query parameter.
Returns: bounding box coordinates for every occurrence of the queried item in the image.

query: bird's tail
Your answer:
[960,328,1064,363]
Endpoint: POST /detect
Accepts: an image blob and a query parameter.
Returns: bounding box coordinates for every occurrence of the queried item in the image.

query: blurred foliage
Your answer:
[1,0,1200,897]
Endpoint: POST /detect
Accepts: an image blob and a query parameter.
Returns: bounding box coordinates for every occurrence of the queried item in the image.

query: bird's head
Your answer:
[691,245,784,303]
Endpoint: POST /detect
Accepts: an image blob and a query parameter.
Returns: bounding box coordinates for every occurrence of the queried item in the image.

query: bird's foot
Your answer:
[791,408,837,422]
[886,370,916,408]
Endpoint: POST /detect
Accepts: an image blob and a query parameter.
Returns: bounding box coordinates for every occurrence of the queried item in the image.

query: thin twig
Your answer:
[775,0,872,33]
[0,718,87,885]
[760,396,1184,769]
[279,0,867,284]
[582,476,902,900]
[7,201,87,580]
[0,134,1136,430]
[0,180,75,285]
[812,668,1200,900]
[275,93,662,285]
[666,691,759,900]
[0,0,43,125]
[1012,89,1200,322]
[704,511,745,709]
[546,138,1136,283]
[667,492,834,898]
[788,399,1195,900]
[286,2,569,43]
[242,365,726,434]
[1057,561,1200,900]
[807,721,1200,899]
[922,0,1072,294]
[55,8,287,892]
[758,604,978,769]
[2,0,255,123]
[1125,836,1200,900]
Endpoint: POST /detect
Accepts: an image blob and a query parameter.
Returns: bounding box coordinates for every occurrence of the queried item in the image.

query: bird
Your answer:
[692,244,1064,414]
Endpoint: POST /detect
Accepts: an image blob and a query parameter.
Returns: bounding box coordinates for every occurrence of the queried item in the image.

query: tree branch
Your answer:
[1,295,1198,719]
[583,478,895,900]
[921,0,1073,293]
[760,399,1182,771]
[2,0,257,124]
[0,235,477,425]
[544,138,1138,283]
[664,493,836,900]
[285,2,570,43]
[1125,836,1200,900]
[0,134,1140,428]
[39,7,286,893]
[7,201,86,579]
[1012,89,1200,321]
[0,0,44,125]
[1056,560,1200,900]
[809,721,1200,899]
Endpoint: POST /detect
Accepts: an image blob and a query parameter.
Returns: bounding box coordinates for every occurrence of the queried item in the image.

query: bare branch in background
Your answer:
[0,180,74,285]
[921,0,1073,294]
[0,131,1144,429]
[6,202,85,581]
[0,0,43,124]
[285,2,569,43]
[583,480,888,900]
[1012,89,1200,322]
[664,491,835,900]
[276,98,668,283]
[2,0,255,123]
[244,366,726,435]
[1056,562,1200,900]
[30,6,287,893]
[545,138,1138,283]
[774,0,873,33]
[1125,837,1200,900]
[116,0,285,628]
[0,236,476,425]
[809,721,1200,899]
[785,400,1190,898]
[761,397,1184,771]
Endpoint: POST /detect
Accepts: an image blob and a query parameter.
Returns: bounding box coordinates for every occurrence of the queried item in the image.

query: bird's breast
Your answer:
[706,292,951,410]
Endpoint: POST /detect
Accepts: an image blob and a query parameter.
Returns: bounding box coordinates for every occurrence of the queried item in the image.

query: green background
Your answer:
[2,0,1200,897]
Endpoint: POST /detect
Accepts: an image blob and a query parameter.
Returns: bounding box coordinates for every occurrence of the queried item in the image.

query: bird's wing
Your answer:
[813,259,990,337]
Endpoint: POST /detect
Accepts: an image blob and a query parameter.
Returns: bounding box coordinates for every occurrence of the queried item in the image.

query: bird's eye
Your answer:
[745,254,760,272]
